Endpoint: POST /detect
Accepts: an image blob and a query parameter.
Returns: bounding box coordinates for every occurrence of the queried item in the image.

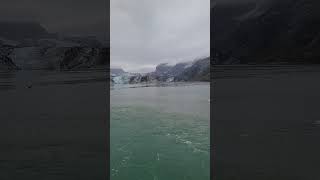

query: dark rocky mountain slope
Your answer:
[213,0,320,64]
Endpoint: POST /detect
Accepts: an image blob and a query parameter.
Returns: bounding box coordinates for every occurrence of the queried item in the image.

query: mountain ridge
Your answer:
[111,57,210,84]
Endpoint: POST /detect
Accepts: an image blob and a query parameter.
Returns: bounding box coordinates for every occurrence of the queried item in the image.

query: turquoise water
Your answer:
[111,83,210,180]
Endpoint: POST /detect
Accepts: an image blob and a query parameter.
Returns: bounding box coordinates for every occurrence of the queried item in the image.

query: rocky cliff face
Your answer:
[175,57,210,81]
[214,0,320,64]
[0,45,20,70]
[53,47,107,70]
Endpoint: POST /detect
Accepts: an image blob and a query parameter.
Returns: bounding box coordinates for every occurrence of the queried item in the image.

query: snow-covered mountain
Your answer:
[0,44,108,70]
[0,21,108,70]
[110,57,210,84]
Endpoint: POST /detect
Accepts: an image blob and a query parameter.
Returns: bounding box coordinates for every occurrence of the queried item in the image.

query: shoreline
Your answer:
[111,81,210,90]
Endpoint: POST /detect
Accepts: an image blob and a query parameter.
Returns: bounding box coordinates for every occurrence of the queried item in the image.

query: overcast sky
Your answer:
[0,0,108,41]
[111,0,210,73]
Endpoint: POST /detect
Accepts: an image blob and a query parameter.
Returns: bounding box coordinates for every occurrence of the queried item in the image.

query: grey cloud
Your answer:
[111,0,210,72]
[0,0,108,41]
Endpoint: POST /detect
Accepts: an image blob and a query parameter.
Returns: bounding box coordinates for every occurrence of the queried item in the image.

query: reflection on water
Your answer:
[213,65,320,79]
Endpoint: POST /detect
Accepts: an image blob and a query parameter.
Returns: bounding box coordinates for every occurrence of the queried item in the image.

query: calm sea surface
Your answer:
[213,65,320,179]
[111,83,210,180]
[0,70,107,180]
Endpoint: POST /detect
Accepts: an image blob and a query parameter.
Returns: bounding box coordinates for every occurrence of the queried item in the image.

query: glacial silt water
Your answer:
[111,83,210,180]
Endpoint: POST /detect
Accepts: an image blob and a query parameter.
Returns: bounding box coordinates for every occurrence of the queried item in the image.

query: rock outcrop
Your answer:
[0,44,19,70]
